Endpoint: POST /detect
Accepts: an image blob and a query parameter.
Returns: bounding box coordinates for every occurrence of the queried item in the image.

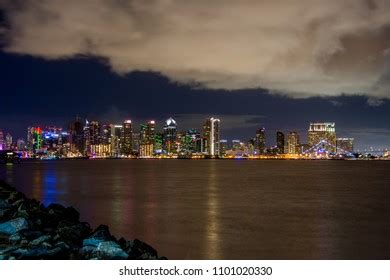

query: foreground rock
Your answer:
[0,180,165,260]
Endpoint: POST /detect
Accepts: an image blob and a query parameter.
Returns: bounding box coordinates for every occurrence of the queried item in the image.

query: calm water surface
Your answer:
[1,160,390,259]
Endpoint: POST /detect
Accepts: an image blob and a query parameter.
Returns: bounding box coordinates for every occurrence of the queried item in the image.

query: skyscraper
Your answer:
[276,131,285,154]
[68,118,84,154]
[287,132,300,154]
[308,122,337,153]
[111,125,122,157]
[255,127,266,154]
[121,120,133,156]
[203,117,220,156]
[27,127,42,152]
[139,120,155,157]
[163,117,177,154]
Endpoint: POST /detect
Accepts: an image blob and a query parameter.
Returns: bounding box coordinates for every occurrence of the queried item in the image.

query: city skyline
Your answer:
[0,116,387,153]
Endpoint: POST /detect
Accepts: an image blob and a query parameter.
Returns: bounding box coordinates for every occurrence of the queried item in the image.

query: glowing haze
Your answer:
[1,0,390,99]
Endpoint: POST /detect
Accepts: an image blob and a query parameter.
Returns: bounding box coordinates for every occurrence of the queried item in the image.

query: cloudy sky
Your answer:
[0,0,390,150]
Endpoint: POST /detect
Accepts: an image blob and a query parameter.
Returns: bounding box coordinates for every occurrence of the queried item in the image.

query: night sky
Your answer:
[1,1,390,150]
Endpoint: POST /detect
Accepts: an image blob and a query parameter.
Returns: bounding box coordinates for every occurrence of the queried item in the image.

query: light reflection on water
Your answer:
[1,160,390,259]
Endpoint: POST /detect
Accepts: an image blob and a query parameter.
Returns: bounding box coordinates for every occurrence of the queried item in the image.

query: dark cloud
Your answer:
[1,0,390,99]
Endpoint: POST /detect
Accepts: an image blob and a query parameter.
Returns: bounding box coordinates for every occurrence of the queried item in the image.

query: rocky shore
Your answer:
[0,180,165,260]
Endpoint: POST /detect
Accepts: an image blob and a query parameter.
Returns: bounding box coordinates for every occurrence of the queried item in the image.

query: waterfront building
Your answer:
[140,120,156,155]
[101,124,112,145]
[163,117,177,154]
[255,127,266,154]
[27,127,43,152]
[132,132,140,155]
[84,121,100,155]
[90,144,111,157]
[83,120,90,155]
[154,133,164,154]
[139,144,154,157]
[68,118,84,155]
[219,139,228,156]
[42,127,65,151]
[5,133,12,150]
[186,129,202,154]
[203,117,220,156]
[121,120,133,156]
[308,122,337,153]
[287,132,300,154]
[276,131,285,154]
[17,139,26,151]
[336,138,354,154]
[111,125,122,157]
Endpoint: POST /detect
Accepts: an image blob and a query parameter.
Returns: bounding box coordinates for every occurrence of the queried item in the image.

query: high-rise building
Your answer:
[186,129,202,154]
[68,118,84,154]
[84,121,100,155]
[336,138,354,154]
[287,132,300,154]
[83,120,90,154]
[121,120,133,156]
[219,139,228,156]
[111,125,122,157]
[5,133,12,149]
[255,127,266,154]
[163,117,177,154]
[308,122,337,153]
[154,133,164,154]
[203,117,220,156]
[0,131,4,150]
[27,127,43,152]
[16,139,26,151]
[139,120,155,157]
[101,125,112,145]
[140,121,155,146]
[276,131,285,154]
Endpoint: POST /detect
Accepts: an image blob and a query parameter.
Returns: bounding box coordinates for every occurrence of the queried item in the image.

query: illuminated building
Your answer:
[0,131,4,150]
[255,127,266,154]
[140,121,155,146]
[287,132,300,154]
[111,125,122,157]
[5,133,12,149]
[308,122,337,153]
[90,144,111,157]
[219,139,228,156]
[68,118,84,154]
[139,144,154,157]
[154,133,163,154]
[83,120,90,154]
[203,117,220,156]
[27,127,43,152]
[17,139,26,151]
[186,129,202,154]
[121,120,133,156]
[336,138,354,154]
[132,132,140,155]
[163,117,177,154]
[101,124,112,145]
[42,127,64,149]
[232,140,242,151]
[276,131,285,154]
[84,121,100,155]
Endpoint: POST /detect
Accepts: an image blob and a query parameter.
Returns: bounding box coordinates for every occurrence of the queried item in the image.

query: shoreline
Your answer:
[0,180,165,260]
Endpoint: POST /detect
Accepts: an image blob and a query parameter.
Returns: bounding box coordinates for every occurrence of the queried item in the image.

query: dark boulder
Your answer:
[125,239,158,259]
[0,218,29,235]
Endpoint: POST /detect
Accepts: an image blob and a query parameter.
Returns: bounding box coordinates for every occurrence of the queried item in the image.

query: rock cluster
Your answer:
[0,181,165,260]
